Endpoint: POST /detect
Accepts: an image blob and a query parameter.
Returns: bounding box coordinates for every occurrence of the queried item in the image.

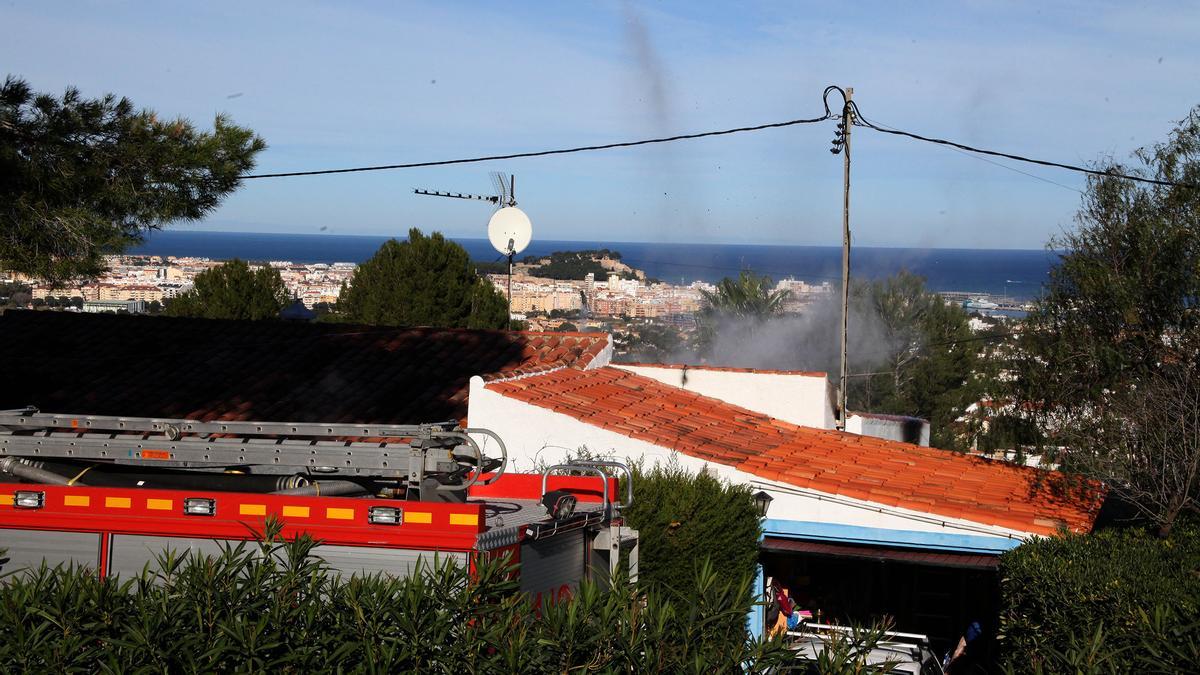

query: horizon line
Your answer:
[142,229,1057,254]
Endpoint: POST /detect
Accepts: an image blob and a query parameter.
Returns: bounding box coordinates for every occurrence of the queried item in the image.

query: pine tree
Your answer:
[335,228,509,329]
[165,259,287,320]
[1,76,265,283]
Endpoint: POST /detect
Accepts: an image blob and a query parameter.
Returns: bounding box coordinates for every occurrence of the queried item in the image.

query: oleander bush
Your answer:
[623,460,763,592]
[998,520,1200,672]
[0,525,793,673]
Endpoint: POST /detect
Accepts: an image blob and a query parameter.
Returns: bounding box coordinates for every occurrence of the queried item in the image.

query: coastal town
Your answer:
[4,250,840,330]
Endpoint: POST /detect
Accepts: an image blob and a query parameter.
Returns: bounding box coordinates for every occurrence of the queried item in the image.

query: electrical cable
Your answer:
[235,84,1195,190]
[848,101,1198,190]
[239,115,833,180]
[852,113,1085,194]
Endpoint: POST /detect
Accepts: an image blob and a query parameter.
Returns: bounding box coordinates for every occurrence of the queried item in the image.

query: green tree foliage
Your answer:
[701,271,790,319]
[523,249,624,281]
[0,76,265,284]
[696,270,790,353]
[0,531,793,672]
[0,281,31,307]
[336,229,509,329]
[623,461,762,592]
[849,272,979,448]
[998,521,1200,672]
[1014,106,1200,532]
[618,322,684,362]
[1018,108,1200,412]
[165,259,287,320]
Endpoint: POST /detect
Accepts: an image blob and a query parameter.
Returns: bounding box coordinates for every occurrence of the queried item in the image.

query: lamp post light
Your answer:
[753,490,774,519]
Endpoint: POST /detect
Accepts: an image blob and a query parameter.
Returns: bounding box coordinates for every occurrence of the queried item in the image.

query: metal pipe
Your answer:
[540,464,610,515]
[0,458,312,493]
[571,460,633,508]
[0,457,73,486]
[462,427,508,485]
[272,480,368,497]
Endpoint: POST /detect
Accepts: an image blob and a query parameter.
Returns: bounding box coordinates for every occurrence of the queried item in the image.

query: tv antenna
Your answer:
[414,172,533,322]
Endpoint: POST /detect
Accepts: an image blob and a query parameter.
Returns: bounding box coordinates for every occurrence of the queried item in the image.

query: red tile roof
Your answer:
[487,367,1103,536]
[0,311,608,425]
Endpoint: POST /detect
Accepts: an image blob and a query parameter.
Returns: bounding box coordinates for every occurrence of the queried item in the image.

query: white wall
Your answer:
[468,376,1030,544]
[612,364,836,430]
[846,413,931,447]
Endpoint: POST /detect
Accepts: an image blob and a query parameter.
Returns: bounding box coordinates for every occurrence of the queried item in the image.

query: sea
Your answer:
[129,231,1060,302]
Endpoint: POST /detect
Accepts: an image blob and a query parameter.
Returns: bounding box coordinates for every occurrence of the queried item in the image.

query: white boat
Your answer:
[963,298,999,310]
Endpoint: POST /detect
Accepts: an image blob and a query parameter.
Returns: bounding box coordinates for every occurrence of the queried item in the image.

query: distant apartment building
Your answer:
[509,282,582,314]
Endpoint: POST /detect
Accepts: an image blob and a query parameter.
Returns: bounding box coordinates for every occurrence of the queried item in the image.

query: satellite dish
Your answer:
[488,206,532,256]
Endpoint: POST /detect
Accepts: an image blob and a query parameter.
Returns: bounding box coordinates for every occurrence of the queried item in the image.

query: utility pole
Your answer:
[837,87,853,431]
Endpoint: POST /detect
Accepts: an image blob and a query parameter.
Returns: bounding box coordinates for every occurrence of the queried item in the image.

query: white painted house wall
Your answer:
[612,364,837,430]
[468,376,1028,549]
[846,413,931,447]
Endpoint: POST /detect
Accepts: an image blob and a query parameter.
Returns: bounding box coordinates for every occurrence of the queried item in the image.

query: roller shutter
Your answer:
[107,534,465,579]
[0,528,101,576]
[519,530,585,599]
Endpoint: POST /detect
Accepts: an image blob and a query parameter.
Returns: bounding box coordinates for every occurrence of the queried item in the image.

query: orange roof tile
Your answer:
[487,367,1103,536]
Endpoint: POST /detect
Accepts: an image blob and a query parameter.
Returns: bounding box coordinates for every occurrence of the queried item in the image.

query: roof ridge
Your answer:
[482,364,571,385]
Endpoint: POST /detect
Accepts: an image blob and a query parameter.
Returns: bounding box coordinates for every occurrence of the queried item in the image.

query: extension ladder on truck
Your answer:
[0,406,509,501]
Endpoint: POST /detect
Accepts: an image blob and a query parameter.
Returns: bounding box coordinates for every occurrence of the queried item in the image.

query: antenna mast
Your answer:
[415,173,532,328]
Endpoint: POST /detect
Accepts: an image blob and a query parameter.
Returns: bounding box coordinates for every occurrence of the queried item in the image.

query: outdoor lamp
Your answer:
[542,490,578,520]
[753,490,773,519]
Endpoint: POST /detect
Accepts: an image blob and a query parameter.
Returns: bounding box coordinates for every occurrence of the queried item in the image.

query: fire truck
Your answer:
[0,407,638,598]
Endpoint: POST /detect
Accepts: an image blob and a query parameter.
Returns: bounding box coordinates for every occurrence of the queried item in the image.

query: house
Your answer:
[0,311,1103,649]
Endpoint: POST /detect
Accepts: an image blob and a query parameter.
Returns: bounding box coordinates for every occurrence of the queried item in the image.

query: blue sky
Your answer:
[5,1,1197,249]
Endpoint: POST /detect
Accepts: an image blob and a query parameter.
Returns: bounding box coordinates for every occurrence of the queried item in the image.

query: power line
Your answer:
[857,116,1086,195]
[849,103,1197,190]
[239,115,833,180]
[236,86,1197,189]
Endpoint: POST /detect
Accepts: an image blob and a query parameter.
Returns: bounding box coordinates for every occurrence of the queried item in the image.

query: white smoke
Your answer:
[692,293,899,378]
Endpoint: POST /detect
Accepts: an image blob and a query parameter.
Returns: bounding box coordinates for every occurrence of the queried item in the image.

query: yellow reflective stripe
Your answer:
[240,504,267,516]
[282,505,310,518]
[105,496,131,509]
[326,507,355,520]
[404,511,432,524]
[64,495,91,507]
[146,498,173,511]
[449,513,479,526]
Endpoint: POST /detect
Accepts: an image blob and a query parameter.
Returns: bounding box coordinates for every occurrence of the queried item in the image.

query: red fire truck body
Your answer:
[0,409,637,598]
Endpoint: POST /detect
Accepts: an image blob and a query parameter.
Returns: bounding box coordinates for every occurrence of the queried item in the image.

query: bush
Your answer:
[998,521,1200,671]
[0,527,792,672]
[623,461,762,592]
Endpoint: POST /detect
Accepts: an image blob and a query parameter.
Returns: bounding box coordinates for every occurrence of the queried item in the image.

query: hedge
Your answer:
[0,527,793,673]
[998,520,1200,672]
[622,461,762,591]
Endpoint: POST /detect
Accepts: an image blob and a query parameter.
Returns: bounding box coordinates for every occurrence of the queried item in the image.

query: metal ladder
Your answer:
[0,407,507,499]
